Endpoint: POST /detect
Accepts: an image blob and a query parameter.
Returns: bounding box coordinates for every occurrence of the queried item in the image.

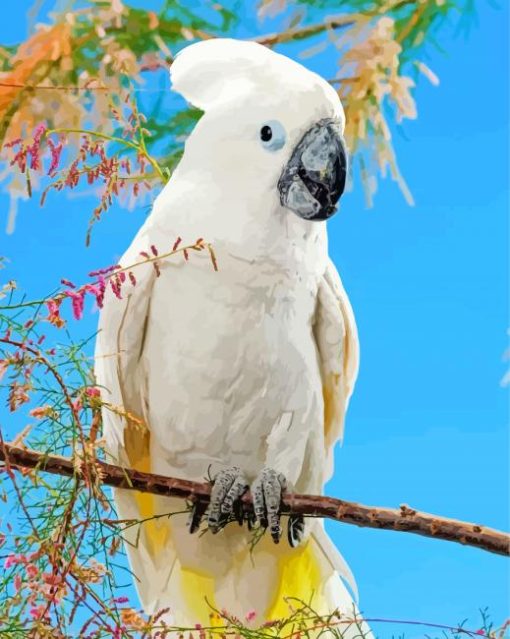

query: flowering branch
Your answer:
[1,442,508,557]
[46,127,167,184]
[0,237,216,320]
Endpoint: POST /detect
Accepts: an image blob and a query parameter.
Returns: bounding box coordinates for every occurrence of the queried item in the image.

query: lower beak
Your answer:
[278,118,347,221]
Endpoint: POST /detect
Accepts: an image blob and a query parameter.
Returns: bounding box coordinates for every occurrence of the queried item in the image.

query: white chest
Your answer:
[142,247,324,477]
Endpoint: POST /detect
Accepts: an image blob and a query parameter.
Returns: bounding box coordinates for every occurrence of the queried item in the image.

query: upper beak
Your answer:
[278,118,347,221]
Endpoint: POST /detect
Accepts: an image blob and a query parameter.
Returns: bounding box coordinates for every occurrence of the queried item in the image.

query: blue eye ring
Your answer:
[259,120,286,152]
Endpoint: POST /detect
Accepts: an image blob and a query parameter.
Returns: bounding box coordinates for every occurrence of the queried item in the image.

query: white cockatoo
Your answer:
[95,38,364,631]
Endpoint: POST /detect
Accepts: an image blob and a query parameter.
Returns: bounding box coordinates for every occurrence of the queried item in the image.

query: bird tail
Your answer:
[113,488,370,637]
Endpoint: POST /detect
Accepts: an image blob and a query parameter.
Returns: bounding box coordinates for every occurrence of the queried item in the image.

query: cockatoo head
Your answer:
[170,38,347,223]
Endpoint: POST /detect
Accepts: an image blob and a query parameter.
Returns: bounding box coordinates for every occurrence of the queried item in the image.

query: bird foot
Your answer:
[251,467,305,546]
[201,466,249,534]
[189,465,305,547]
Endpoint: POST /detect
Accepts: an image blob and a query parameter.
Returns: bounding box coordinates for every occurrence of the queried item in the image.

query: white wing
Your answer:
[94,224,156,467]
[313,257,359,481]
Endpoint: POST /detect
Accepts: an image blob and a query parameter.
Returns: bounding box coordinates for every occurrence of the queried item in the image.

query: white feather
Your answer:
[95,37,364,629]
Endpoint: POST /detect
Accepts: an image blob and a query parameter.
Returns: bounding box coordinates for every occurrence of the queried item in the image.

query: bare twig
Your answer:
[1,442,508,557]
[254,13,358,46]
[254,0,417,46]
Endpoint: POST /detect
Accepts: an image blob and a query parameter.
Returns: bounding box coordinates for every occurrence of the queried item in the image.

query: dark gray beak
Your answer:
[278,118,347,221]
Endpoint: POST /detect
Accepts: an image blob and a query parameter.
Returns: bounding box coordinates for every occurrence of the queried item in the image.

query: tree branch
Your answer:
[253,0,417,47]
[1,442,508,557]
[254,13,358,47]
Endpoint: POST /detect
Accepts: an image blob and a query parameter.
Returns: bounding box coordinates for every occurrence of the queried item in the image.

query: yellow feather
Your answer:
[180,566,218,625]
[323,373,340,448]
[266,539,324,619]
[123,422,169,556]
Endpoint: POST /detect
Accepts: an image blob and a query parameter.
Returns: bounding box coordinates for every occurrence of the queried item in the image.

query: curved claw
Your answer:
[207,466,249,534]
[188,499,208,534]
[287,514,305,548]
[251,468,287,544]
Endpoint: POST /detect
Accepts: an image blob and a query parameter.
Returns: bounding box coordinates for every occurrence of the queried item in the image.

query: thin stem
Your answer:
[47,128,167,184]
[0,240,208,311]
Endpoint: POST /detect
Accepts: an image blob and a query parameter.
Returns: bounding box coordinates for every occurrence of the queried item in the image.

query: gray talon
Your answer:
[287,514,305,547]
[251,468,287,544]
[188,499,208,534]
[207,467,248,533]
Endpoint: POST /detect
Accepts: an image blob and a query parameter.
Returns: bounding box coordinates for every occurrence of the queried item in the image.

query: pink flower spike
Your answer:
[32,123,47,141]
[88,264,119,277]
[109,279,122,300]
[47,137,64,176]
[61,278,76,288]
[13,574,22,591]
[245,610,257,622]
[114,596,129,603]
[5,554,25,569]
[68,290,85,320]
[30,604,48,621]
[4,137,22,148]
[26,563,38,579]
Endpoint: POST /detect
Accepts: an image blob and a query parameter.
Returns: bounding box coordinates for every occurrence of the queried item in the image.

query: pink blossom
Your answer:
[25,563,38,579]
[30,604,49,621]
[96,281,106,308]
[4,554,26,569]
[67,289,85,320]
[26,123,47,171]
[47,136,64,176]
[65,159,80,188]
[42,572,62,586]
[88,264,120,277]
[245,609,257,622]
[4,137,22,148]
[114,596,129,603]
[46,299,65,328]
[85,387,100,398]
[109,278,122,300]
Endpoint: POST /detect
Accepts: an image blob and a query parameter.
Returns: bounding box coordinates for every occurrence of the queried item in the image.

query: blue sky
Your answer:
[0,1,508,635]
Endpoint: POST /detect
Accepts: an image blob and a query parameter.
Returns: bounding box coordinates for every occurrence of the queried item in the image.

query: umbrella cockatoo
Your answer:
[95,38,364,631]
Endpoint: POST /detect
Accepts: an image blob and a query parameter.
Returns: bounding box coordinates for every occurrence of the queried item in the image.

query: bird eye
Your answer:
[260,125,272,142]
[259,120,286,152]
